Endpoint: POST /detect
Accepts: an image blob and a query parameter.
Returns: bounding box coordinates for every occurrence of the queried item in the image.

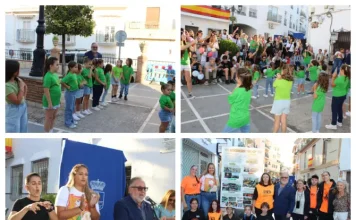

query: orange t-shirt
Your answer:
[208,212,221,220]
[181,176,201,195]
[320,182,333,213]
[310,186,317,209]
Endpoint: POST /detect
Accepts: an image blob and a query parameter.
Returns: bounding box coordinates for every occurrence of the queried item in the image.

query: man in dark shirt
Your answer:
[113,177,155,220]
[84,42,103,60]
[220,55,235,84]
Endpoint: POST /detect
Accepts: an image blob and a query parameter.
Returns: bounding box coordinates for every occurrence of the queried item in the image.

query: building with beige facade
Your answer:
[293,138,350,183]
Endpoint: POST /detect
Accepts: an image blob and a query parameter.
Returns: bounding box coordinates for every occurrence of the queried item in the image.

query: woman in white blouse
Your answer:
[292,179,310,220]
[199,163,219,218]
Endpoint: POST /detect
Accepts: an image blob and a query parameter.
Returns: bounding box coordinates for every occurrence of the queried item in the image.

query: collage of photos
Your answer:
[5,5,176,133]
[5,138,176,220]
[181,5,351,133]
[181,138,351,220]
[3,3,353,220]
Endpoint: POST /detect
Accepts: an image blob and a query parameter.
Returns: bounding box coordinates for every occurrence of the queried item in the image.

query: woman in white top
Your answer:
[287,38,295,59]
[292,179,310,220]
[207,35,219,59]
[55,164,100,220]
[199,163,219,218]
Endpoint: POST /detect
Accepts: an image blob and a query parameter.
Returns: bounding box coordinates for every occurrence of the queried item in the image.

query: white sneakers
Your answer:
[251,96,257,99]
[98,105,104,109]
[72,114,80,121]
[325,122,342,130]
[76,112,85,118]
[101,102,109,106]
[93,107,101,111]
[263,94,268,98]
[346,111,351,117]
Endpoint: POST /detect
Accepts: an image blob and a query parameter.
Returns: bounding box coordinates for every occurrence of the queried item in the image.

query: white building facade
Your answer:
[307,5,351,55]
[293,138,350,182]
[5,6,176,62]
[5,138,175,218]
[226,5,308,38]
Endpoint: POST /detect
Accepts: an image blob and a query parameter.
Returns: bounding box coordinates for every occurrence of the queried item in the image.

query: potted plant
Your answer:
[52,35,59,46]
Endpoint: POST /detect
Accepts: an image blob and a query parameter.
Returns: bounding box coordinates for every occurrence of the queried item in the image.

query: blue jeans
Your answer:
[201,192,217,217]
[253,83,259,96]
[332,58,342,74]
[184,194,201,212]
[312,112,322,133]
[101,88,109,102]
[265,78,274,95]
[222,124,250,133]
[120,83,129,96]
[64,90,76,127]
[6,102,28,133]
[170,115,175,133]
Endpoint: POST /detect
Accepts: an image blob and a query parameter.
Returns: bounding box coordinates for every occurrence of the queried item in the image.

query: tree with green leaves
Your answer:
[45,6,95,75]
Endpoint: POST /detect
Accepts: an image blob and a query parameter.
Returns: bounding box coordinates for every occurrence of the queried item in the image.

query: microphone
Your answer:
[145,196,157,206]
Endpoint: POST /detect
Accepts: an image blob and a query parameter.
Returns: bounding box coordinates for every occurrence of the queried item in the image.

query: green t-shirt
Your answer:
[112,66,123,79]
[227,87,251,128]
[170,91,176,103]
[250,40,257,50]
[81,68,92,88]
[6,81,24,104]
[181,49,190,66]
[265,68,275,78]
[93,68,105,86]
[333,76,350,97]
[297,71,305,79]
[273,79,293,100]
[309,66,318,81]
[42,72,61,107]
[312,86,326,112]
[253,71,260,81]
[274,68,281,75]
[77,74,85,88]
[159,95,173,109]
[303,52,312,65]
[61,72,78,91]
[121,65,134,85]
[105,72,111,90]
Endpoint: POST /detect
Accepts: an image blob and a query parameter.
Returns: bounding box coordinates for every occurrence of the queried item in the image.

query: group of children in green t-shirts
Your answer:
[42,56,134,131]
[223,59,351,133]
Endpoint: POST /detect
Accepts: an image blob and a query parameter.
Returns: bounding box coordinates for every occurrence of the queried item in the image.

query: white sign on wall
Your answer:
[220,147,264,209]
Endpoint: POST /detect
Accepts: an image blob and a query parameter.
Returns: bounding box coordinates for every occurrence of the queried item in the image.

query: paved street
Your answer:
[27,83,164,133]
[181,78,351,133]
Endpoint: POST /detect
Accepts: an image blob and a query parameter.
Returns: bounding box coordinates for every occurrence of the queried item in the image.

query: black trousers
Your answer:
[308,208,318,220]
[92,84,104,107]
[318,211,333,220]
[331,95,346,125]
[292,213,304,220]
[274,214,289,220]
[255,208,274,217]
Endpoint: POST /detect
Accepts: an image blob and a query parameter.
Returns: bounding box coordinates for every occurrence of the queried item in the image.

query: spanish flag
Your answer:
[181,5,230,20]
[5,138,12,153]
[308,158,313,168]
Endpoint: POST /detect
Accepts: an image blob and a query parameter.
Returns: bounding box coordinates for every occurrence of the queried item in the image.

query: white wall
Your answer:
[190,138,217,154]
[340,138,351,171]
[5,139,63,212]
[181,13,229,34]
[308,5,351,53]
[95,138,175,204]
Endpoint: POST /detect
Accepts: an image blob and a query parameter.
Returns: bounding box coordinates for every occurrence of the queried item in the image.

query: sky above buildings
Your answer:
[269,137,295,167]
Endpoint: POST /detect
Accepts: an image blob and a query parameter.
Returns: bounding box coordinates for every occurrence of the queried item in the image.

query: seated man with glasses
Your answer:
[84,42,103,60]
[114,177,155,220]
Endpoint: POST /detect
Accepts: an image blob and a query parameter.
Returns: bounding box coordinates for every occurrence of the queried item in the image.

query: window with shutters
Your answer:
[32,159,49,194]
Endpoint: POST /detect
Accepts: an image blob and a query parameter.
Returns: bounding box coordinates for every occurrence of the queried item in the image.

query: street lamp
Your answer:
[227,5,242,34]
[29,5,46,77]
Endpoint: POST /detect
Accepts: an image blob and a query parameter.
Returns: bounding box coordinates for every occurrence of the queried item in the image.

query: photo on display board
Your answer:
[181,5,351,134]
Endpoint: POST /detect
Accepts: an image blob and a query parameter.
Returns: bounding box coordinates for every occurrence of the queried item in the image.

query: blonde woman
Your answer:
[155,190,175,220]
[332,180,350,220]
[55,164,100,220]
[200,163,219,217]
[181,29,196,98]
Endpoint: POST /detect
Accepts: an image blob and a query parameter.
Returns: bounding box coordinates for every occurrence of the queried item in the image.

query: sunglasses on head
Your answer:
[169,198,175,202]
[131,186,148,192]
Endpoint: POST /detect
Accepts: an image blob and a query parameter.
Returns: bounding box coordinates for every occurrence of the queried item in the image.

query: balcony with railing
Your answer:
[16,29,35,43]
[300,10,307,18]
[267,12,282,24]
[125,21,175,40]
[58,35,76,46]
[237,6,247,16]
[95,32,116,45]
[289,22,292,29]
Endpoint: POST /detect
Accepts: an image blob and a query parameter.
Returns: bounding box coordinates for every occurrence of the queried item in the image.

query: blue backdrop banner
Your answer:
[59,140,127,220]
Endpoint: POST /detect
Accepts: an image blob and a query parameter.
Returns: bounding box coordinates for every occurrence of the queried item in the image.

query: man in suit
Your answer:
[114,177,155,220]
[273,171,296,220]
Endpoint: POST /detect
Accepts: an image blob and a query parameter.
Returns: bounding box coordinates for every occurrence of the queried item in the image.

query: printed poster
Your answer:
[220,147,264,209]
